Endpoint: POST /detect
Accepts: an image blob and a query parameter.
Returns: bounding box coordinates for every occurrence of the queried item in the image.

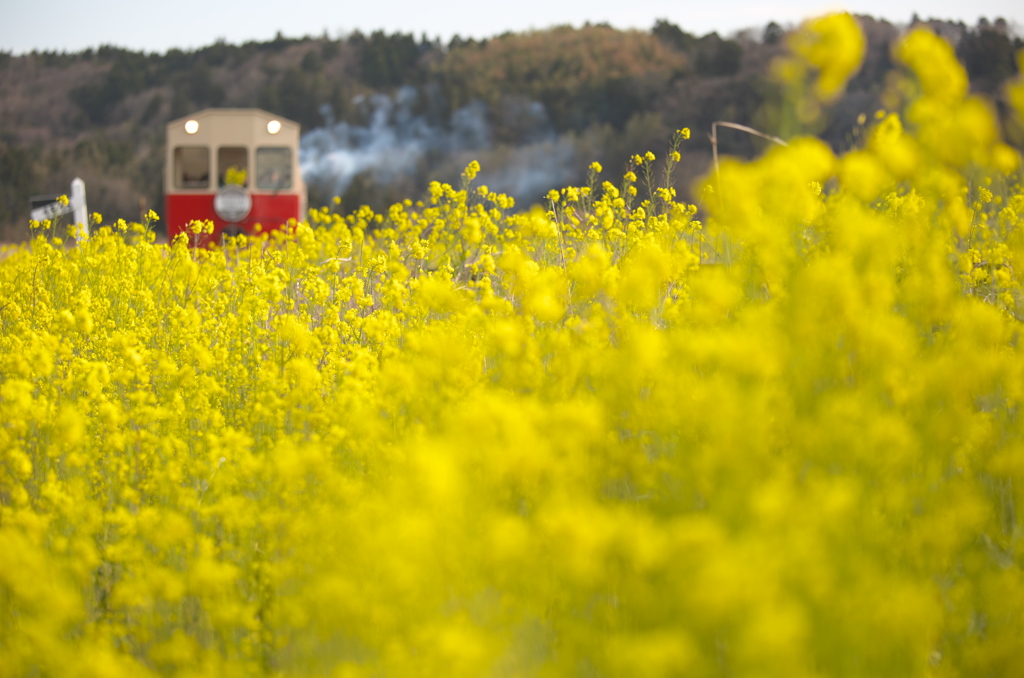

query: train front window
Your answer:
[218,147,248,187]
[256,147,292,190]
[174,147,209,188]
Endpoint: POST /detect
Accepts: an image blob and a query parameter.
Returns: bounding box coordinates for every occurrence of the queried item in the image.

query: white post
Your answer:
[71,177,88,241]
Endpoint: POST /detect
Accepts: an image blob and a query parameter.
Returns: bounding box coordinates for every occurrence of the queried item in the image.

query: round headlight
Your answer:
[214,185,252,223]
[185,120,199,134]
[267,120,282,134]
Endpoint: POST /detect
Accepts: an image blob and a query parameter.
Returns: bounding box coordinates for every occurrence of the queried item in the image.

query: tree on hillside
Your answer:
[0,142,36,238]
[652,19,697,52]
[436,25,688,132]
[959,22,1017,94]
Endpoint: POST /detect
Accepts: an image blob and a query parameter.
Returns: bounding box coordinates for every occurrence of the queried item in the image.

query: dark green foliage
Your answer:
[106,49,151,92]
[301,50,324,74]
[548,75,658,132]
[651,22,741,78]
[693,33,742,77]
[258,68,325,131]
[73,137,132,167]
[68,38,296,125]
[160,48,193,73]
[764,22,784,45]
[0,142,36,236]
[321,40,341,61]
[170,86,191,119]
[140,94,163,124]
[71,48,153,123]
[652,19,696,52]
[31,50,78,68]
[266,31,300,52]
[197,39,234,67]
[184,63,225,108]
[360,31,424,87]
[959,25,1017,93]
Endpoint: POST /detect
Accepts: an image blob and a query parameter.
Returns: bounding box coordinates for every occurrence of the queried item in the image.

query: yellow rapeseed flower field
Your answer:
[2,15,1024,676]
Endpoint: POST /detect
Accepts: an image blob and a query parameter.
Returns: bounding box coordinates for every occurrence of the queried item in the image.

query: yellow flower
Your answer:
[224,165,247,186]
[896,28,967,104]
[789,12,866,100]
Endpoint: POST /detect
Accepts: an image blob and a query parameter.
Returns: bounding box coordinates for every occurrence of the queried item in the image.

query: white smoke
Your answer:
[482,137,578,200]
[299,87,579,207]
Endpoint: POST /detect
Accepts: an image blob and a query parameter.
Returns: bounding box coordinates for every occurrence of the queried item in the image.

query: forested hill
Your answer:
[0,16,1021,239]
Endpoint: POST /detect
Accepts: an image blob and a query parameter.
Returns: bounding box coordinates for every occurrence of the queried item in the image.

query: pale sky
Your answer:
[2,0,1022,54]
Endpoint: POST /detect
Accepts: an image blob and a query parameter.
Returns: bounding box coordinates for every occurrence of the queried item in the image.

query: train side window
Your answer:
[256,147,292,190]
[174,147,210,188]
[218,147,248,187]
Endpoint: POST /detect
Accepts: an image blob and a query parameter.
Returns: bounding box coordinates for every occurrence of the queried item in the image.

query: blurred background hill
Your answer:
[0,15,1020,240]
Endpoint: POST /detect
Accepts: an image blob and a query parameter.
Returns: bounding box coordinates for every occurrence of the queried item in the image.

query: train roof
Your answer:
[167,108,301,148]
[167,108,299,127]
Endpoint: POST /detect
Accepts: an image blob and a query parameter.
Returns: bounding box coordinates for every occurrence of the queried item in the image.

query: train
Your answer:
[165,108,307,244]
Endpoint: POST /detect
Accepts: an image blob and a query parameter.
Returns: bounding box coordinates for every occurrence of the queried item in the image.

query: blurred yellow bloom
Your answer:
[1,20,1023,678]
[789,13,866,100]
